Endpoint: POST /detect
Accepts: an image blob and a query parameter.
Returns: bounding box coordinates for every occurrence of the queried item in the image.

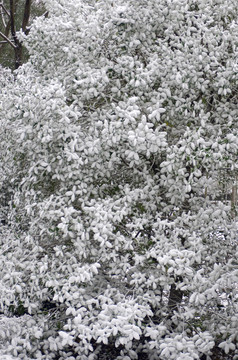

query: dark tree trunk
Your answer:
[9,0,31,69]
[10,0,20,68]
[14,42,22,69]
[22,0,31,33]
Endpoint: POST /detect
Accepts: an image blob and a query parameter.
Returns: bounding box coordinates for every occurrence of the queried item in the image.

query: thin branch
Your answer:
[0,3,10,18]
[1,8,7,27]
[1,16,6,27]
[0,18,11,50]
[0,3,9,28]
[0,30,16,48]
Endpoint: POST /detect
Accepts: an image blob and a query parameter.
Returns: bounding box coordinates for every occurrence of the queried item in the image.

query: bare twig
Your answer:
[1,9,6,27]
[0,30,16,48]
[0,3,10,18]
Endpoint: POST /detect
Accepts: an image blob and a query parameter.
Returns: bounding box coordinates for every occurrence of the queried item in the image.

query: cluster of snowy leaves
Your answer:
[0,0,238,359]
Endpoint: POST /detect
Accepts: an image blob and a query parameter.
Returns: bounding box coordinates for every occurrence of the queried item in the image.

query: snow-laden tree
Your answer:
[0,0,238,359]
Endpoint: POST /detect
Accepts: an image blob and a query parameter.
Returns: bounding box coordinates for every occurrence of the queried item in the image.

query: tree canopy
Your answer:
[0,0,238,359]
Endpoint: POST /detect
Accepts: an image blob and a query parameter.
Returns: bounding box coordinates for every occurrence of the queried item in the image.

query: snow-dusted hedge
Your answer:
[0,0,238,359]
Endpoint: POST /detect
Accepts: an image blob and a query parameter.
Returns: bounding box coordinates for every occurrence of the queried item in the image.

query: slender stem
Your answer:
[0,3,10,18]
[0,30,16,48]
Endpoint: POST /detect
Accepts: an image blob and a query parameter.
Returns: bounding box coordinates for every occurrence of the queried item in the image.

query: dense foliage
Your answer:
[0,0,238,359]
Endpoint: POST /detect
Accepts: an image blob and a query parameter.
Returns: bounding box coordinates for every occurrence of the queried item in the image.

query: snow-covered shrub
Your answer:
[0,0,238,359]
